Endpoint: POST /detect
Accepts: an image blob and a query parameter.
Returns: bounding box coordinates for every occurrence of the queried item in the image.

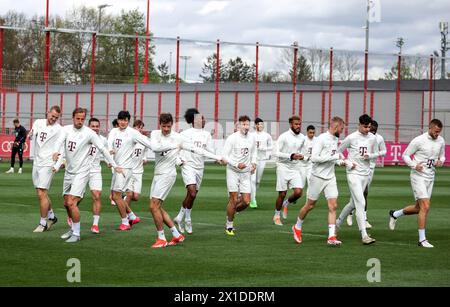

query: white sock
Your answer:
[170,226,180,238]
[419,229,426,242]
[274,210,281,217]
[128,211,137,220]
[72,222,80,236]
[282,199,290,208]
[185,209,192,221]
[157,230,166,241]
[361,228,368,238]
[40,217,47,226]
[393,209,404,219]
[296,217,303,230]
[176,207,185,220]
[328,224,336,238]
[121,217,129,225]
[47,209,55,219]
[226,219,233,229]
[93,215,100,226]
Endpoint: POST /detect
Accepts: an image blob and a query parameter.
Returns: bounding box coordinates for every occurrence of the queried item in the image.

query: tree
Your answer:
[333,51,361,81]
[307,48,330,81]
[225,57,255,82]
[260,71,286,82]
[289,55,313,81]
[383,58,414,80]
[157,61,176,83]
[199,53,227,82]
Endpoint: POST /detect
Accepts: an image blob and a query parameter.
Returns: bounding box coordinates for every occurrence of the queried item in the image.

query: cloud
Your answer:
[198,1,229,16]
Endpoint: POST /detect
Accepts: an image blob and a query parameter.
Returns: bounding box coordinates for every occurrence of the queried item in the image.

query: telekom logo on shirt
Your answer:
[115,139,122,148]
[134,148,142,157]
[39,132,47,142]
[68,141,77,152]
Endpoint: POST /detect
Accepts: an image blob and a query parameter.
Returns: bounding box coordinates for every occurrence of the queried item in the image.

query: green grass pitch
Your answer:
[0,162,449,286]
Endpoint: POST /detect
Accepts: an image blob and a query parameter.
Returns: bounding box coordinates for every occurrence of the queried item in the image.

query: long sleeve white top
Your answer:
[273,129,306,170]
[311,131,342,180]
[369,133,387,169]
[222,131,257,173]
[252,131,273,161]
[29,119,63,167]
[402,132,446,180]
[337,131,378,176]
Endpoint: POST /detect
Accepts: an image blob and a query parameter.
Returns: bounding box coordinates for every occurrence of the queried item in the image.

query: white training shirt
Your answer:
[338,131,379,176]
[222,131,257,173]
[311,131,343,180]
[86,134,108,173]
[108,126,153,169]
[299,136,316,168]
[369,133,387,169]
[252,130,273,161]
[402,132,446,180]
[54,125,116,174]
[274,129,306,170]
[131,142,149,174]
[29,119,63,167]
[180,127,214,169]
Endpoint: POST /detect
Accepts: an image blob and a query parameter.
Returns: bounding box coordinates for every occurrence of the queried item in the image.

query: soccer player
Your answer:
[292,116,347,246]
[6,119,27,174]
[86,117,109,234]
[174,108,215,234]
[389,119,445,248]
[124,119,148,225]
[249,117,273,209]
[52,108,121,243]
[273,116,306,226]
[108,111,154,230]
[149,113,222,248]
[346,120,386,228]
[335,114,379,245]
[282,124,316,219]
[109,118,119,206]
[29,105,62,232]
[222,115,257,236]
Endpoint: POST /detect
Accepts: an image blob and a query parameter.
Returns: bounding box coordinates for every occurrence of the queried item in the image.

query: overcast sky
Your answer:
[1,0,449,80]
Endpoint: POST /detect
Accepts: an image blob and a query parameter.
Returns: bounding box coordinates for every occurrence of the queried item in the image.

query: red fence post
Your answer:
[59,93,63,124]
[428,55,434,124]
[75,92,79,109]
[157,92,162,129]
[345,91,350,136]
[175,36,180,131]
[133,32,139,121]
[328,47,333,124]
[292,42,298,116]
[421,91,424,132]
[90,33,96,117]
[363,50,368,114]
[16,92,20,117]
[395,53,401,143]
[2,92,6,133]
[0,28,3,94]
[30,93,34,129]
[44,0,50,114]
[255,42,259,119]
[143,0,150,84]
[234,91,239,124]
[214,39,220,138]
[321,91,326,133]
[123,93,127,110]
[140,92,144,121]
[106,92,109,131]
[370,91,374,118]
[298,90,303,130]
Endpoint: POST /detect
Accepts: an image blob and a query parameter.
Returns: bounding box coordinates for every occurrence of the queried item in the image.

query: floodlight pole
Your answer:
[439,21,449,79]
[363,0,370,114]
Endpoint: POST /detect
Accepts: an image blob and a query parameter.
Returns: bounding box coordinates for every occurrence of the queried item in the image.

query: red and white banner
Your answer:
[0,134,30,158]
[384,142,450,166]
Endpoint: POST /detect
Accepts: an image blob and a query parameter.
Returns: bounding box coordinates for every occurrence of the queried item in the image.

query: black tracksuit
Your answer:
[11,125,27,168]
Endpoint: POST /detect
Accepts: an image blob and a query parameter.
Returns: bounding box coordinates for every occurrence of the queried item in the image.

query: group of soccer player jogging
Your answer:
[25,104,445,248]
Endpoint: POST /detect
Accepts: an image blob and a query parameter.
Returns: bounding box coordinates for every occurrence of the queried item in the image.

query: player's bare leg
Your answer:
[91,190,101,233]
[279,188,302,222]
[326,198,341,246]
[34,188,57,232]
[125,191,140,226]
[225,192,239,235]
[175,184,197,234]
[291,199,316,243]
[112,190,131,230]
[149,198,183,248]
[61,195,81,242]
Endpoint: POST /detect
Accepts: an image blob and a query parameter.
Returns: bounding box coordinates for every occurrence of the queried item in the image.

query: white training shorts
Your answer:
[299,165,312,188]
[127,172,143,195]
[111,168,133,193]
[89,172,103,191]
[63,170,90,198]
[367,168,375,186]
[32,165,55,190]
[276,166,304,192]
[226,167,251,194]
[181,165,204,190]
[306,174,339,201]
[150,174,177,201]
[410,174,434,200]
